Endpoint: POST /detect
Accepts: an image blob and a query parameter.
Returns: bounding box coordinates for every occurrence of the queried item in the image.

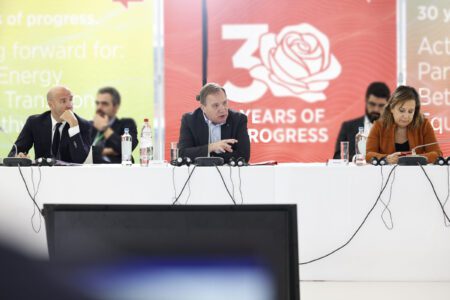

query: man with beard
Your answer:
[91,87,138,163]
[178,82,250,163]
[333,82,390,160]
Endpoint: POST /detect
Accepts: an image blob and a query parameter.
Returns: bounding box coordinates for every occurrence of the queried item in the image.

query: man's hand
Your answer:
[386,152,401,164]
[60,110,79,128]
[208,139,237,154]
[16,152,29,158]
[93,113,109,132]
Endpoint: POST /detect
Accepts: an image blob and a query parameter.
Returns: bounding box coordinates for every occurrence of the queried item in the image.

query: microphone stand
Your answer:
[0,126,33,167]
[398,140,448,166]
[194,120,224,166]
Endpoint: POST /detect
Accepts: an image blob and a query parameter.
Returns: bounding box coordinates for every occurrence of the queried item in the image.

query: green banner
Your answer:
[0,0,153,159]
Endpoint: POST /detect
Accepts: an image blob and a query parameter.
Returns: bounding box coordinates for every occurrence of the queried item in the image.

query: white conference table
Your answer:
[0,163,449,283]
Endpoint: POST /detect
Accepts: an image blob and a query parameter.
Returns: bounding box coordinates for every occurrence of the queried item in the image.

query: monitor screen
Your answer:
[44,204,299,300]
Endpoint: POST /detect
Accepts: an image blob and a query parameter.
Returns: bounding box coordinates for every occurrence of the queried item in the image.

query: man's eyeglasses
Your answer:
[367,101,385,109]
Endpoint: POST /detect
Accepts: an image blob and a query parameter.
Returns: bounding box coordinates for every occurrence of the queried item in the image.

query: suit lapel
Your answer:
[197,111,210,146]
[221,118,231,139]
[386,124,396,154]
[42,113,53,157]
[407,127,417,150]
[110,118,120,132]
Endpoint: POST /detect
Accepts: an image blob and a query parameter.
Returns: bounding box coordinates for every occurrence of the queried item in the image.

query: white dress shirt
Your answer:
[363,116,373,137]
[203,113,226,154]
[50,114,80,143]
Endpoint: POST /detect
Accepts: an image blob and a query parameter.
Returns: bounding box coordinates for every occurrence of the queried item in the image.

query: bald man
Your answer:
[8,86,92,163]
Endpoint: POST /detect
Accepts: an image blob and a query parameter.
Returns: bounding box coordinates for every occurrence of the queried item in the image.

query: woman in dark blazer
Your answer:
[366,86,442,164]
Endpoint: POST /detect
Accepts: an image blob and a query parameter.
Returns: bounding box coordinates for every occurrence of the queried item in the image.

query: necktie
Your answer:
[52,123,62,158]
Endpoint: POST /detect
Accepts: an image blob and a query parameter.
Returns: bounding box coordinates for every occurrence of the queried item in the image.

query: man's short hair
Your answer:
[365,82,390,101]
[98,87,121,106]
[197,83,226,105]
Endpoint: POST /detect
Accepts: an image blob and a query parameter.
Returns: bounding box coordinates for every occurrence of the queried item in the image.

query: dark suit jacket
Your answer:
[8,111,92,164]
[333,116,365,159]
[91,117,138,164]
[178,108,250,163]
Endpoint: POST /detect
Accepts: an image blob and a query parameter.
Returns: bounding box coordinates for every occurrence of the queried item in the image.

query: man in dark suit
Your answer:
[333,82,390,159]
[91,87,138,163]
[9,86,91,163]
[178,83,250,163]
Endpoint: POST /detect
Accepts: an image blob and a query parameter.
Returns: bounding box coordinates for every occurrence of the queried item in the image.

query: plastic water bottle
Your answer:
[121,128,132,166]
[355,126,366,166]
[140,118,153,166]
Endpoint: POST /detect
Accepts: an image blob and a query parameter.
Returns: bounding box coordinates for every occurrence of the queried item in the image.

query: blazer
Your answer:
[91,118,138,164]
[333,116,365,159]
[8,111,92,164]
[178,108,250,163]
[366,118,442,163]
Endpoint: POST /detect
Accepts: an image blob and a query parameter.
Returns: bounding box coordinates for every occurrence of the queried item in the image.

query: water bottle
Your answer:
[355,126,366,166]
[121,128,132,166]
[140,118,153,166]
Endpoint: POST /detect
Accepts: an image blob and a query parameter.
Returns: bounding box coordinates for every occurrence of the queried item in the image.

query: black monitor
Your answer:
[43,204,299,300]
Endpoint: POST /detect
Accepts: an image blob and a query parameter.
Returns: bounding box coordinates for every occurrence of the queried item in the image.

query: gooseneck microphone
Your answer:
[0,126,32,166]
[194,118,224,166]
[398,139,450,166]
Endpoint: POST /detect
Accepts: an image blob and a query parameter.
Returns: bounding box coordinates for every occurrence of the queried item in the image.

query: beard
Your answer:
[366,109,381,123]
[96,109,105,117]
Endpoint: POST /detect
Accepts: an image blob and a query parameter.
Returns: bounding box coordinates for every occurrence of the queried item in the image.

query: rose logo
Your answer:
[250,23,341,102]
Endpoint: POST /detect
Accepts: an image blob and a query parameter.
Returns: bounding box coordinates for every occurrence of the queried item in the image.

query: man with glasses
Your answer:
[178,82,250,163]
[333,82,391,159]
[91,87,138,163]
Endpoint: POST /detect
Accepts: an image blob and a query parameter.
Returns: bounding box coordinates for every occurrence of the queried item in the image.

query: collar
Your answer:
[50,113,66,130]
[108,117,116,127]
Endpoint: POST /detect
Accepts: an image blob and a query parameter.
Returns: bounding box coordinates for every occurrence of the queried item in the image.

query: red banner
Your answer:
[165,0,396,162]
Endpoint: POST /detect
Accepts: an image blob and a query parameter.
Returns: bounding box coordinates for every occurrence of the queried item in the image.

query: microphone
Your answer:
[194,119,224,166]
[0,126,32,166]
[398,139,450,166]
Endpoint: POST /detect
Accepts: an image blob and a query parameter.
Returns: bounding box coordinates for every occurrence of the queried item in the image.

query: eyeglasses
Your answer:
[95,100,111,106]
[367,101,386,109]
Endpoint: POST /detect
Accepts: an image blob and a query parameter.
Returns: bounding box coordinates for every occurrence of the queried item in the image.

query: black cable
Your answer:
[300,165,398,265]
[443,165,450,227]
[171,165,177,202]
[17,165,42,214]
[418,164,450,223]
[17,165,43,233]
[238,166,244,204]
[185,165,192,204]
[172,165,197,205]
[214,165,236,205]
[30,166,43,233]
[228,165,235,201]
[379,166,395,230]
